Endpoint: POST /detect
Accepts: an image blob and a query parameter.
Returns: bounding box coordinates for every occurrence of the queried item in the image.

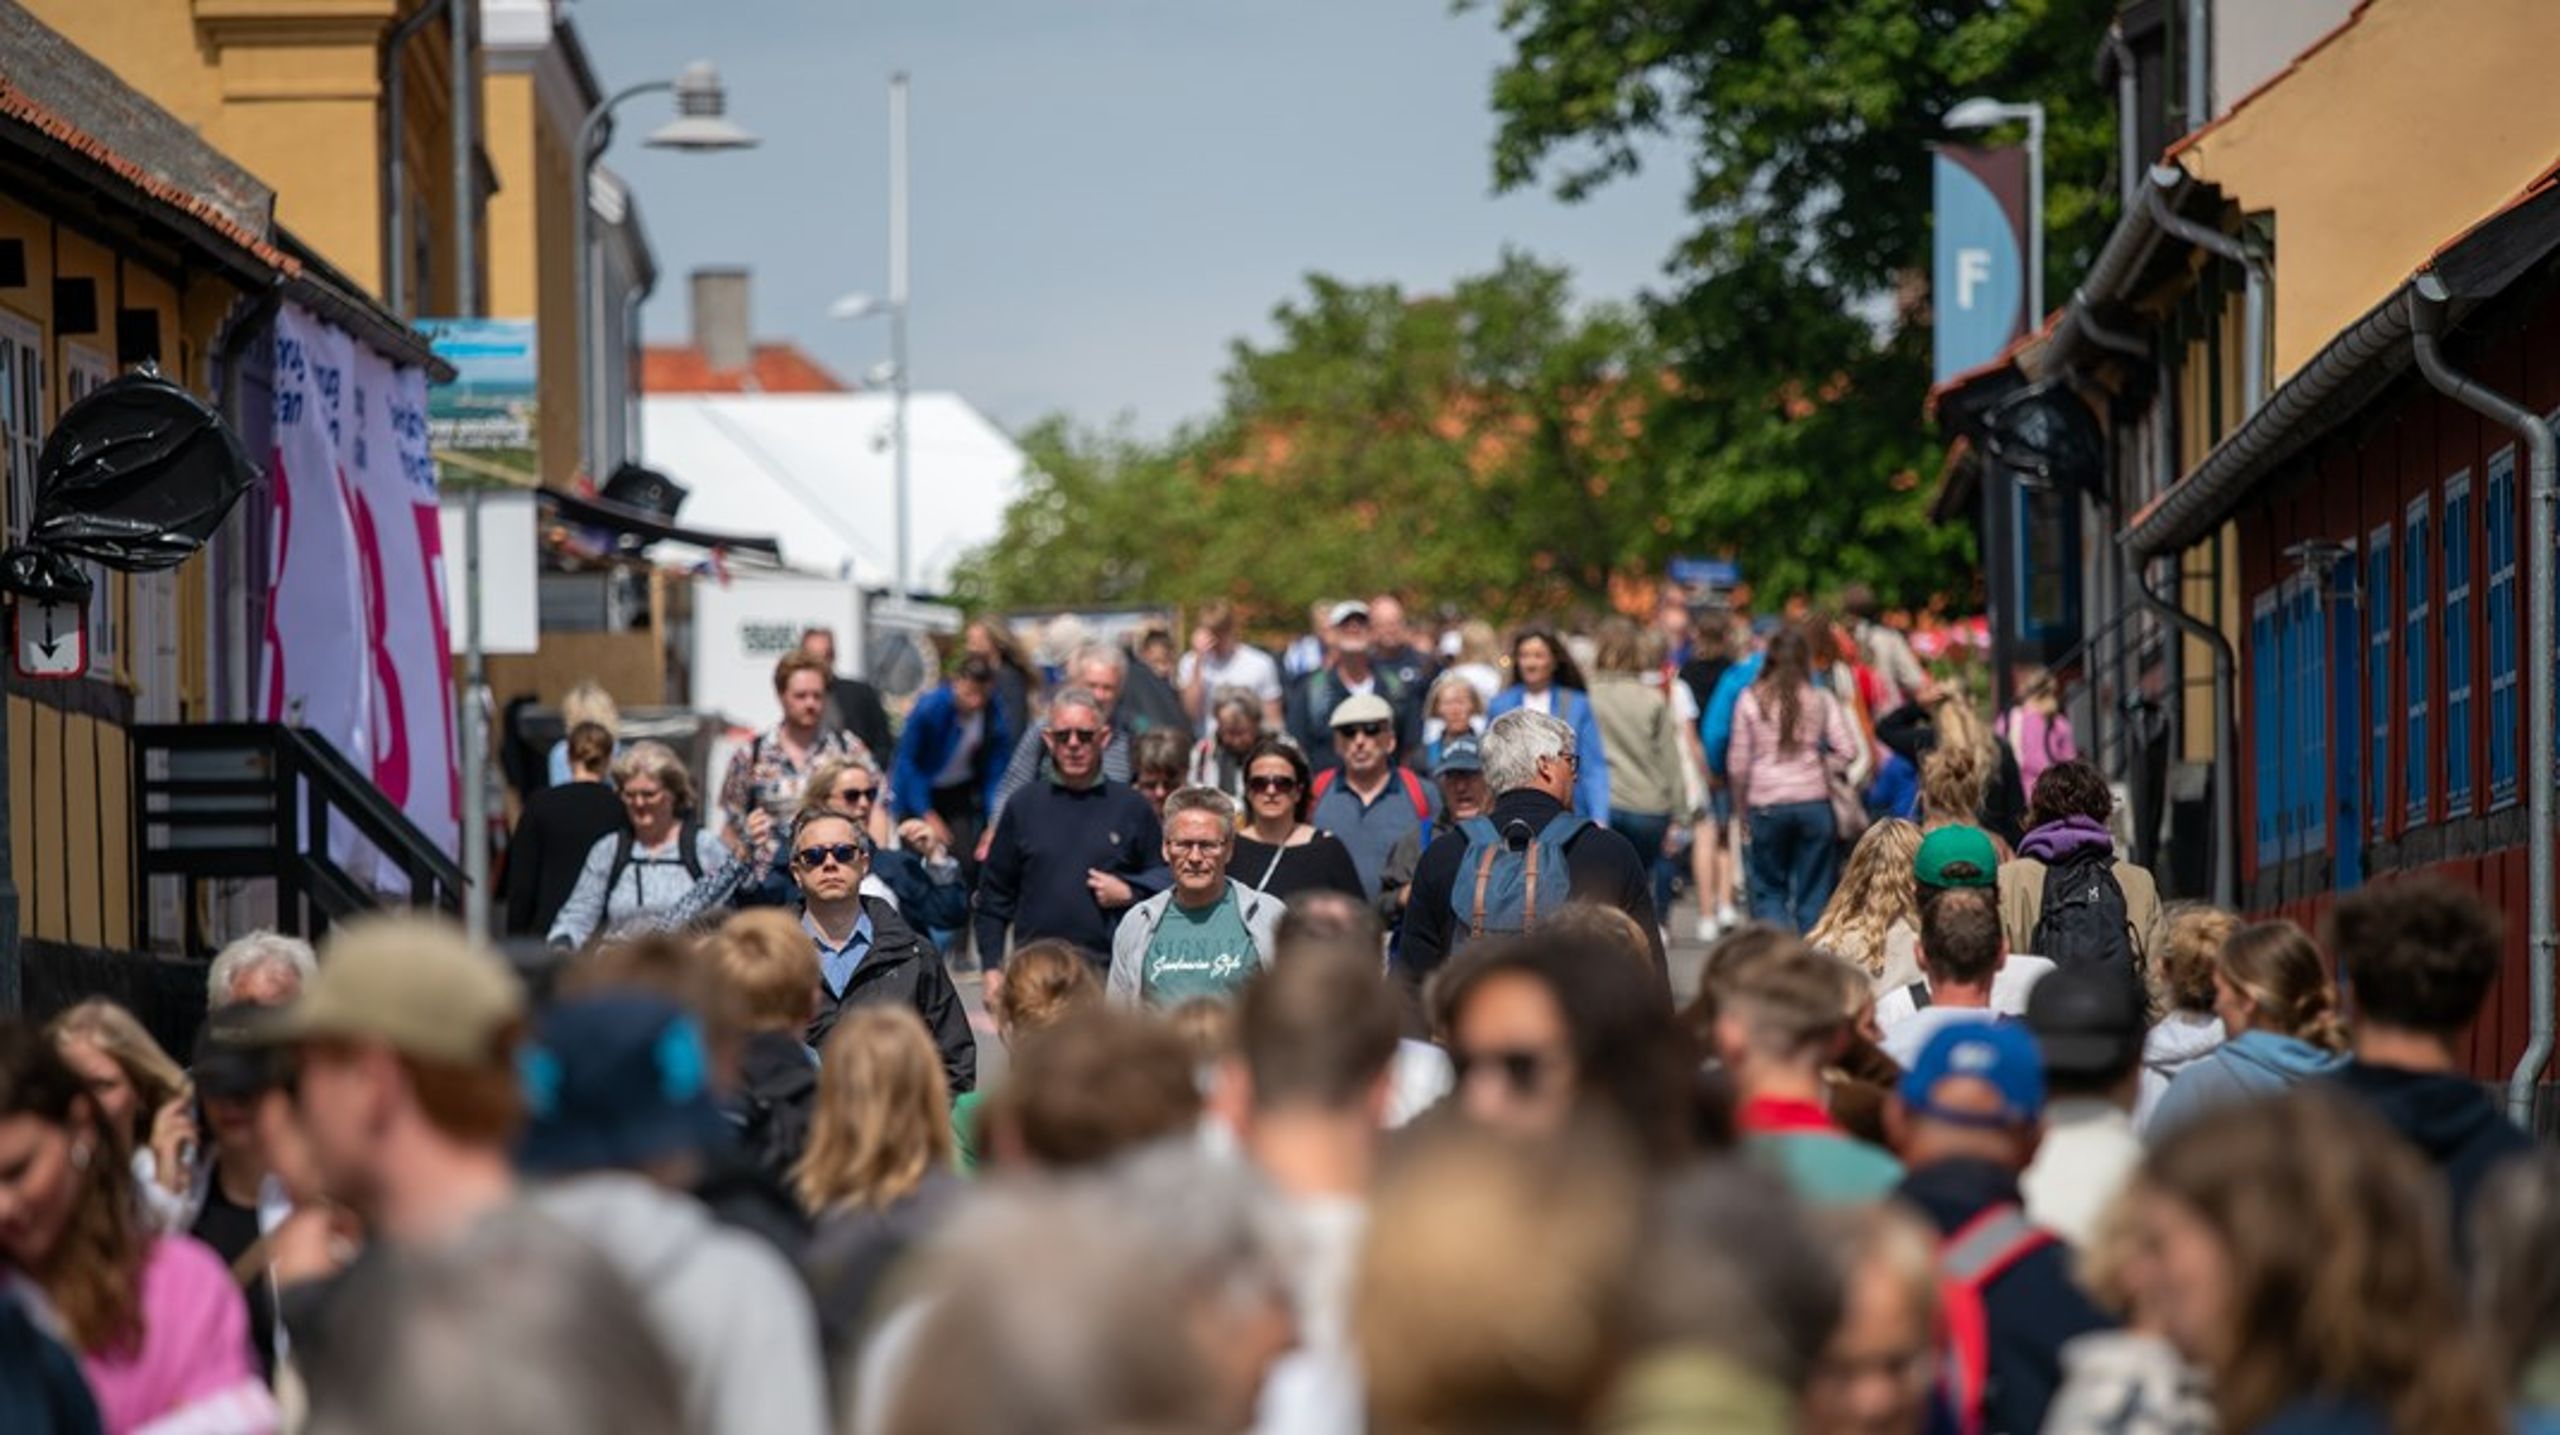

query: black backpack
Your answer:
[606,817,706,894]
[2029,847,2139,989]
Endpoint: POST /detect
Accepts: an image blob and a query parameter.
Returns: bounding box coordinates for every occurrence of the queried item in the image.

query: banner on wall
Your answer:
[260,304,459,893]
[1931,144,2030,385]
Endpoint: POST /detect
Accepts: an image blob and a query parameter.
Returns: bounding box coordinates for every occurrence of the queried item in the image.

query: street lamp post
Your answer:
[575,62,758,483]
[830,72,913,599]
[1944,94,2047,718]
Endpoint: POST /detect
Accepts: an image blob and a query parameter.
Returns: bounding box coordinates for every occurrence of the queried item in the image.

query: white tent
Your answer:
[638,391,1026,594]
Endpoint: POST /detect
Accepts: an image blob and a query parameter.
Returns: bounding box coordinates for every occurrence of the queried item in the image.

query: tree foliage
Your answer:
[1476,0,2121,605]
[951,253,1677,626]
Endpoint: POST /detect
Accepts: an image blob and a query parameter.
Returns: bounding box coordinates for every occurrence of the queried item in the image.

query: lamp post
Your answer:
[829,72,912,599]
[575,61,757,482]
[1943,96,2046,323]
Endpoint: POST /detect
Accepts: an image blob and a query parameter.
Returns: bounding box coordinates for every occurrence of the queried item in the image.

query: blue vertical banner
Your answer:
[1932,145,2030,384]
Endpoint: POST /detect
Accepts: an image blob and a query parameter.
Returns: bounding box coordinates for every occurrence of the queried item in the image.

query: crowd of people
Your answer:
[7,590,2552,1435]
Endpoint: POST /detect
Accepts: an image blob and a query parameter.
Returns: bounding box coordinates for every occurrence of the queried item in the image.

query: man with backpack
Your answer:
[1890,1022,2111,1435]
[1308,693,1437,901]
[1394,710,1664,1000]
[1997,762,2163,1009]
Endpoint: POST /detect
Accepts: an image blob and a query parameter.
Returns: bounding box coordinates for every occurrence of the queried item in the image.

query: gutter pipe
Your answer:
[2103,25,2139,209]
[2411,279,2558,1129]
[2126,543,2236,910]
[2144,164,2265,412]
[381,0,450,317]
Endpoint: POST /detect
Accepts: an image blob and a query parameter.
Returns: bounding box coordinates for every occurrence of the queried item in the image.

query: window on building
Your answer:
[0,311,40,539]
[2442,472,2474,816]
[2405,493,2432,826]
[2487,445,2520,808]
[2293,573,2326,855]
[2368,524,2392,843]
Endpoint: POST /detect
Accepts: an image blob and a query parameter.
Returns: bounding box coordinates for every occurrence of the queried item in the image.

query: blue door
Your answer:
[2330,562,2363,891]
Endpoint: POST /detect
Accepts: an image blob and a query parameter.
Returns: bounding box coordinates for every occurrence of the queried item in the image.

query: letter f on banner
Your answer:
[1958,249,1992,311]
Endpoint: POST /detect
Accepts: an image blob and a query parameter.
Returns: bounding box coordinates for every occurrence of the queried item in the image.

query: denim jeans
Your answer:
[1608,808,1677,927]
[1745,799,1840,935]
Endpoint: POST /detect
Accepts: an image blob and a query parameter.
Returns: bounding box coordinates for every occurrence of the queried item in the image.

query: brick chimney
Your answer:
[690,267,751,374]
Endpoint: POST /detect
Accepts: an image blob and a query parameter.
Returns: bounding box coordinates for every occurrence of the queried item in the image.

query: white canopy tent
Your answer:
[638,390,1026,594]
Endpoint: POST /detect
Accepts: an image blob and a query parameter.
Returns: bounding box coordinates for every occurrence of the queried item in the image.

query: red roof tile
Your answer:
[640,343,852,394]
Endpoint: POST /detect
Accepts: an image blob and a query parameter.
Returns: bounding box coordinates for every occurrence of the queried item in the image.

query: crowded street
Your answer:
[3,0,2560,1433]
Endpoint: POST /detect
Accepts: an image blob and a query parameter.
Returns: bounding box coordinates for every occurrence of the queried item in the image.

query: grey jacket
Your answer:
[1107,879,1283,1005]
[530,1172,828,1435]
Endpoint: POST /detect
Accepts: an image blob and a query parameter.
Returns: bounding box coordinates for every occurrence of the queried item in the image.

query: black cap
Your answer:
[2023,966,2146,1082]
[191,1002,290,1100]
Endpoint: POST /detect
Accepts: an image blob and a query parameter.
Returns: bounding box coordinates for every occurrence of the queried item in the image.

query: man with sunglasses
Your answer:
[974,686,1169,987]
[1307,693,1435,903]
[793,808,976,1092]
[1395,710,1665,998]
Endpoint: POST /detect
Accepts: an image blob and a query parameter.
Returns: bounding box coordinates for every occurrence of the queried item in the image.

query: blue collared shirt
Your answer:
[805,908,875,999]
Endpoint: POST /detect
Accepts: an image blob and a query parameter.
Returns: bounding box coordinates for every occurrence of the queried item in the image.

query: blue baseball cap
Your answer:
[1435,735,1484,776]
[516,992,731,1176]
[1897,1020,2045,1128]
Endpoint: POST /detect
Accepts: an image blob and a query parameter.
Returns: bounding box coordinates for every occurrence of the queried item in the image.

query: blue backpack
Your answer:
[1449,813,1589,944]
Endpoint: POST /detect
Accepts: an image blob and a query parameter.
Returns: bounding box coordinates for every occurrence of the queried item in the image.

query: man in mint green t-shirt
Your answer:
[1108,787,1282,1007]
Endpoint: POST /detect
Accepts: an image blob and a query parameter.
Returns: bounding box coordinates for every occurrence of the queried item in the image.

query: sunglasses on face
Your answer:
[794,843,865,870]
[1245,774,1300,795]
[1452,1045,1564,1096]
[1335,721,1390,740]
[1049,727,1103,747]
[835,784,878,806]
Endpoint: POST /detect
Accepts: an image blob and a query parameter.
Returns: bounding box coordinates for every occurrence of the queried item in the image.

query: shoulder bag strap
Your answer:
[1470,843,1500,933]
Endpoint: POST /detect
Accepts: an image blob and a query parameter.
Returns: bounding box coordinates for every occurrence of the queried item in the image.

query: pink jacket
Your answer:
[79,1236,275,1435]
[1728,683,1856,813]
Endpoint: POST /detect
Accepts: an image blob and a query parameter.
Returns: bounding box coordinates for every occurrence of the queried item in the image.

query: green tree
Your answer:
[1475,0,2120,605]
[951,253,1675,626]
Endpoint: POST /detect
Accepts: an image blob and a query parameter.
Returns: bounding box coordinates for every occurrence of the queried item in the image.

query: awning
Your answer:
[537,487,783,558]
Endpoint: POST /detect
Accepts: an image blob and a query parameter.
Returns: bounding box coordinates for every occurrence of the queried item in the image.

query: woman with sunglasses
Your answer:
[1435,929,1697,1168]
[1228,737,1367,904]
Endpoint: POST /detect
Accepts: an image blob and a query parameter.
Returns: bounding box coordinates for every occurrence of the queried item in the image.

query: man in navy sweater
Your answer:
[973,686,1168,987]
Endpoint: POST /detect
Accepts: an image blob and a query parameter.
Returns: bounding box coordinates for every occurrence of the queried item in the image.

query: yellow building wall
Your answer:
[2178,0,2560,380]
[20,0,465,309]
[482,63,587,488]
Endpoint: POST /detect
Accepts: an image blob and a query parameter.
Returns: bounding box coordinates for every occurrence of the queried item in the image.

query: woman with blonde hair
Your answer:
[2144,920,2346,1139]
[2135,905,2238,1129]
[1805,819,1923,986]
[798,1006,962,1353]
[546,679,622,787]
[949,939,1099,1170]
[2129,1089,2499,1434]
[49,1001,193,1220]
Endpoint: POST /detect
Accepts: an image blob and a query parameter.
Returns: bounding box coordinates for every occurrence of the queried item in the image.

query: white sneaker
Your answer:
[1715,903,1740,931]
[1694,912,1721,943]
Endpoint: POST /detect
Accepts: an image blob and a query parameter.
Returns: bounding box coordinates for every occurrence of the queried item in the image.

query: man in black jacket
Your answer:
[973,686,1169,982]
[789,809,975,1092]
[799,628,896,771]
[1395,709,1663,995]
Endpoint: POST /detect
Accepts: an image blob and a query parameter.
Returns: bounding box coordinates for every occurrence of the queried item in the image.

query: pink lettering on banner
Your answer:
[340,468,409,808]
[410,500,458,822]
[262,447,293,722]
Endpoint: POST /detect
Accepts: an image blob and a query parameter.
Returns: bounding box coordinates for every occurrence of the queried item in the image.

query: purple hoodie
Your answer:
[2019,814,2113,863]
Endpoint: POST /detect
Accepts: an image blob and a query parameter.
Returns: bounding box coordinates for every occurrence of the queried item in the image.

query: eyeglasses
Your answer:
[1452,1045,1565,1096]
[1541,750,1581,772]
[1245,774,1300,795]
[794,843,865,870]
[1334,721,1391,740]
[1137,777,1179,795]
[621,787,668,803]
[1167,838,1228,856]
[1049,727,1103,747]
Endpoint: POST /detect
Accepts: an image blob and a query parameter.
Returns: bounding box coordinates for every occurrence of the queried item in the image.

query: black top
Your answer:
[2333,1060,2533,1255]
[502,781,628,937]
[1393,788,1665,991]
[1231,832,1367,903]
[974,779,1169,966]
[827,677,896,769]
[809,897,979,1094]
[1678,655,1732,721]
[1897,1158,2113,1435]
[190,1169,276,1381]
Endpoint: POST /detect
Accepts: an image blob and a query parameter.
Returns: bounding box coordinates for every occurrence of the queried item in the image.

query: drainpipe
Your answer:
[450,0,477,317]
[2183,0,2211,130]
[2128,545,2236,910]
[381,0,451,316]
[2144,166,2265,412]
[2410,278,2558,1129]
[2103,25,2139,209]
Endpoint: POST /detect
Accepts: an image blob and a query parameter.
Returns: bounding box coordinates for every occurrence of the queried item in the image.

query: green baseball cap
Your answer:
[260,913,526,1067]
[1913,825,2000,890]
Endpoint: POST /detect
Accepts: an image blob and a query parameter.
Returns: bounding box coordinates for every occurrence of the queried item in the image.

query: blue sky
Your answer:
[582,0,1691,435]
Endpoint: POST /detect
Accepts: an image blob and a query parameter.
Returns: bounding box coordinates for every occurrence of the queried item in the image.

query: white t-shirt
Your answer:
[1178,643,1283,732]
[1874,955,2057,1067]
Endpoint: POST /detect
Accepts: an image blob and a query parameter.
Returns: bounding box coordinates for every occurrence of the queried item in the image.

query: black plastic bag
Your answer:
[29,367,257,573]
